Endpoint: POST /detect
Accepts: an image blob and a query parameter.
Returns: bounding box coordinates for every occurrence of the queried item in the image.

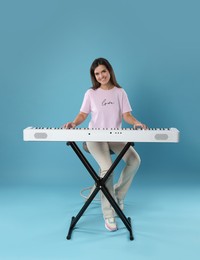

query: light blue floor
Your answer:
[0,175,199,260]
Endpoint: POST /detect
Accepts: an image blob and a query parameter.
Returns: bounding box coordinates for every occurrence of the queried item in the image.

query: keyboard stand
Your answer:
[66,141,134,241]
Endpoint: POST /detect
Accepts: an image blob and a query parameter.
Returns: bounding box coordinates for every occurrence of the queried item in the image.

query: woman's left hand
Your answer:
[134,122,148,130]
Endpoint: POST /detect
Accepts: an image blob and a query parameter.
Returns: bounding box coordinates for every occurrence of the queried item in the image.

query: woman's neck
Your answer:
[100,83,114,90]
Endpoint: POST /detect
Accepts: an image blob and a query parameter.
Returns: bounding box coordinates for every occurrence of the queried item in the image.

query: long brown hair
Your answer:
[90,58,121,90]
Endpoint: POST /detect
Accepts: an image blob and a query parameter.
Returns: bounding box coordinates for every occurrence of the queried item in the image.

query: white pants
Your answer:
[86,142,141,219]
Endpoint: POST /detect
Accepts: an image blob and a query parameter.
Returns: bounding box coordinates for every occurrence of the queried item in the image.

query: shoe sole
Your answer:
[105,223,118,232]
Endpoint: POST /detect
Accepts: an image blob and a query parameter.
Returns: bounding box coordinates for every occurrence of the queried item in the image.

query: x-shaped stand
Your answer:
[66,141,134,240]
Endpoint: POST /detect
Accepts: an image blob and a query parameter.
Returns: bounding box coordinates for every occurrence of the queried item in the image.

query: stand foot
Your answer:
[128,217,134,240]
[66,216,75,240]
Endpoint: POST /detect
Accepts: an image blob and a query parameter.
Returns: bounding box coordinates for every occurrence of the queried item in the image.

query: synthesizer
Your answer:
[23,127,180,143]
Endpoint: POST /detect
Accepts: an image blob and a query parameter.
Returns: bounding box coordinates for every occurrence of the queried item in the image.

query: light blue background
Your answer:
[1,0,199,185]
[0,0,200,259]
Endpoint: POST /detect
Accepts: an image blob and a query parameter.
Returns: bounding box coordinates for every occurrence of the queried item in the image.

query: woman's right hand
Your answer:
[63,112,87,129]
[63,122,76,129]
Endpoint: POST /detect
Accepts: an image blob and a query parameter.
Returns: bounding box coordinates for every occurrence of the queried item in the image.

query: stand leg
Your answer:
[128,217,134,241]
[66,186,100,239]
[67,142,100,183]
[66,142,134,240]
[66,216,75,240]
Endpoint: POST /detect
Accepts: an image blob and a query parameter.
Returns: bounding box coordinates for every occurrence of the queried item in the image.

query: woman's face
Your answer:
[94,65,111,86]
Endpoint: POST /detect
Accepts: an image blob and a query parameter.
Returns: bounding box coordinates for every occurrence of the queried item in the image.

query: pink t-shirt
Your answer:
[80,87,132,128]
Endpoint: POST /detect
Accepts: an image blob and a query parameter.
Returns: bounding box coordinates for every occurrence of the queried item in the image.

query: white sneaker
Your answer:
[105,217,118,231]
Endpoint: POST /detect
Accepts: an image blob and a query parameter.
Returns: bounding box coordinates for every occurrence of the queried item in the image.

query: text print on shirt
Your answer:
[102,98,114,106]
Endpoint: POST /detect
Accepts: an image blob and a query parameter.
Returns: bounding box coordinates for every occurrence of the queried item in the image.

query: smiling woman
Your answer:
[90,58,121,90]
[94,65,111,89]
[63,57,147,231]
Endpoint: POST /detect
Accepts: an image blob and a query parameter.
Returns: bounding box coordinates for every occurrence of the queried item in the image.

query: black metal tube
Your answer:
[66,141,134,240]
[67,142,100,183]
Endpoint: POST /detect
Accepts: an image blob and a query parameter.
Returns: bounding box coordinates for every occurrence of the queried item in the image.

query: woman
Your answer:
[64,58,146,231]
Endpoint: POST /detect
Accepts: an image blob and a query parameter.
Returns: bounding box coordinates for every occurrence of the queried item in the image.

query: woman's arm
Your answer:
[63,112,88,128]
[123,112,147,129]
